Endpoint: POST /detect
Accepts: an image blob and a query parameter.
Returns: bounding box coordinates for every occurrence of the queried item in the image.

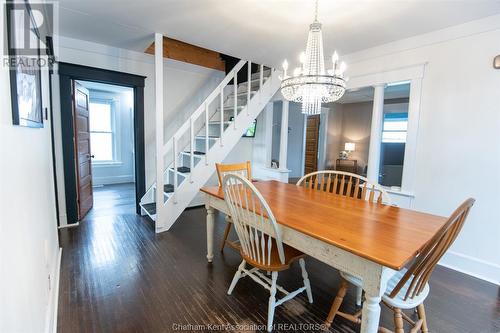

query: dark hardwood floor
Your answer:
[58,184,500,333]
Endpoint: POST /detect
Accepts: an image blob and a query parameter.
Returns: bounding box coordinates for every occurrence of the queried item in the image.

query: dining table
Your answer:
[200,180,447,333]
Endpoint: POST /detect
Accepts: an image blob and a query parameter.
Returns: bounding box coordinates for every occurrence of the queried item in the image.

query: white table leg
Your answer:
[360,294,382,333]
[206,206,215,262]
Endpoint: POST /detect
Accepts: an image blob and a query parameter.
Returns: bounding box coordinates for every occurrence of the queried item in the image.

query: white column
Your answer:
[366,84,385,182]
[278,100,289,170]
[154,33,164,230]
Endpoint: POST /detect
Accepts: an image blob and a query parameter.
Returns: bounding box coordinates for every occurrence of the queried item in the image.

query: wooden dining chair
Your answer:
[296,170,391,206]
[222,173,313,332]
[326,198,475,332]
[297,170,391,307]
[215,161,252,252]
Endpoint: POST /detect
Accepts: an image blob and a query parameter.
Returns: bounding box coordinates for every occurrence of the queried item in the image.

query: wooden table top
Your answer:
[201,181,448,270]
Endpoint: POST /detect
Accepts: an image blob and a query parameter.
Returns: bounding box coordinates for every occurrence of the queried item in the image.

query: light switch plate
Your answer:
[494,55,500,69]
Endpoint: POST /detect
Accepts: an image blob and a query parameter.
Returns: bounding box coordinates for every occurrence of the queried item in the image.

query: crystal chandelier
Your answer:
[280,0,347,115]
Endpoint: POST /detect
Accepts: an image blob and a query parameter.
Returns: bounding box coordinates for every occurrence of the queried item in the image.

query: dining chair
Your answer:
[297,170,391,307]
[215,161,252,252]
[326,198,475,332]
[222,173,313,332]
[296,170,391,206]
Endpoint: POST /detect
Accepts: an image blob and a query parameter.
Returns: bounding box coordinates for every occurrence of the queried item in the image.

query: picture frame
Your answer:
[6,1,44,128]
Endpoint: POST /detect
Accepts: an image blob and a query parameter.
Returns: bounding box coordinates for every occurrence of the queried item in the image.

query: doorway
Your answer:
[57,63,145,225]
[77,80,136,218]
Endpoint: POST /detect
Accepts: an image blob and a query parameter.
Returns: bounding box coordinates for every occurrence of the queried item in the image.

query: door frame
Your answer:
[58,62,146,223]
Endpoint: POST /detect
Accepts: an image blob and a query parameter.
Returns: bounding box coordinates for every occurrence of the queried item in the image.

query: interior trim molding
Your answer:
[439,250,500,286]
[45,247,62,333]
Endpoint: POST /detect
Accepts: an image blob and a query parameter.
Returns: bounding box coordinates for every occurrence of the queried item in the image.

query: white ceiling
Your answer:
[78,80,133,94]
[57,0,500,67]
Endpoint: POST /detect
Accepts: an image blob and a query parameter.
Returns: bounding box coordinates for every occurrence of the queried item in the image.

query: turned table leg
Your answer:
[360,294,382,333]
[206,206,215,262]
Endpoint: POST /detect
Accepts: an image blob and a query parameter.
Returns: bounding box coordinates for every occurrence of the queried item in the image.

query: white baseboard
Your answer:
[45,248,62,333]
[439,250,499,286]
[93,175,134,186]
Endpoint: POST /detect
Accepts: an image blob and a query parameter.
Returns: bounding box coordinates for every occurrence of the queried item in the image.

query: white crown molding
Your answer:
[344,13,500,64]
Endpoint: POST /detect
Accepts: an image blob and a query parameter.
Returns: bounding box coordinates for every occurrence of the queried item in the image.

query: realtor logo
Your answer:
[4,1,58,68]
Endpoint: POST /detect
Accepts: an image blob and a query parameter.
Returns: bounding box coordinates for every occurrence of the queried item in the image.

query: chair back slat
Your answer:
[297,170,391,205]
[216,161,252,186]
[388,198,475,300]
[222,173,285,267]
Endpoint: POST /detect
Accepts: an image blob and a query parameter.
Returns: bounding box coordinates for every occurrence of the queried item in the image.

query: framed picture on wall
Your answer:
[6,1,43,128]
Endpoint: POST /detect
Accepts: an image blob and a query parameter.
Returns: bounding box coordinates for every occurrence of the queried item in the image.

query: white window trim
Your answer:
[346,63,426,196]
[89,97,122,166]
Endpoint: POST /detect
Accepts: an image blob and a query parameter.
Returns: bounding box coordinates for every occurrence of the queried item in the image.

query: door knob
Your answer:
[86,154,95,159]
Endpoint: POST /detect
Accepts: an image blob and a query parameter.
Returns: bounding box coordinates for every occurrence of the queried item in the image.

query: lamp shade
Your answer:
[344,142,355,152]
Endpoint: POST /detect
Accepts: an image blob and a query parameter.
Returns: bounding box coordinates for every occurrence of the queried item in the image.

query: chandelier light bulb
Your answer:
[299,51,306,64]
[339,61,347,75]
[332,51,339,64]
[282,59,289,77]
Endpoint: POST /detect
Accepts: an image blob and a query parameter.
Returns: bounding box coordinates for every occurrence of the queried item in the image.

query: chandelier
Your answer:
[280,0,347,115]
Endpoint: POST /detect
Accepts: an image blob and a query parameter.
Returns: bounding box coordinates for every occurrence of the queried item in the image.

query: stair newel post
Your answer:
[154,32,164,228]
[233,70,237,129]
[220,86,224,147]
[189,117,194,183]
[173,136,178,204]
[205,102,209,165]
[247,61,251,115]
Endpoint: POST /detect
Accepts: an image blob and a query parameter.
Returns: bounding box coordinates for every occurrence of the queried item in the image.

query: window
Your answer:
[89,101,114,162]
[382,113,408,143]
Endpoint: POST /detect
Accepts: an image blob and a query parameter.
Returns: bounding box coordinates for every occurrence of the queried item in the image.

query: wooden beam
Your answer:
[145,36,225,71]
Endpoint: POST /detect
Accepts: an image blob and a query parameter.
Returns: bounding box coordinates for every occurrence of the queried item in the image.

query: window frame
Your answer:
[89,98,121,165]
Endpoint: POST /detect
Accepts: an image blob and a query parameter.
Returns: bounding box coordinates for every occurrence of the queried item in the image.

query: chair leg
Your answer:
[393,307,404,333]
[227,260,245,295]
[417,304,429,333]
[355,286,363,307]
[325,278,349,328]
[267,271,278,332]
[299,258,313,303]
[220,217,232,252]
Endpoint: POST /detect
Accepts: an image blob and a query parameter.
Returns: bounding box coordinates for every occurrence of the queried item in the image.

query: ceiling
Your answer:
[57,0,500,67]
[78,80,133,94]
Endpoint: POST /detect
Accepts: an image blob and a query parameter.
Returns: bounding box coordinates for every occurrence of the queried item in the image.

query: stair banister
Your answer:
[173,136,178,203]
[161,60,246,159]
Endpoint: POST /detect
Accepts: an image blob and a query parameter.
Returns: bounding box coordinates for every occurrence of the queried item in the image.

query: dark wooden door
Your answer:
[304,115,320,175]
[73,82,93,220]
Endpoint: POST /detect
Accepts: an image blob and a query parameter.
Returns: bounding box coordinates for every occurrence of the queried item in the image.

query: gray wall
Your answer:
[325,101,373,174]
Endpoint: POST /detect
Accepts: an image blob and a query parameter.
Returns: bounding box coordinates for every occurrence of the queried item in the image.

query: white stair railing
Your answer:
[140,59,280,232]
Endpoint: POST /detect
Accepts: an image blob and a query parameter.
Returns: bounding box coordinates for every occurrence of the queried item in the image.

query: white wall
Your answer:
[342,14,500,284]
[0,8,60,333]
[86,88,135,185]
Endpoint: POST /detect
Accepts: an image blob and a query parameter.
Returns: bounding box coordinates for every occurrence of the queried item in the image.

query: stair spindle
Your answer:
[234,71,237,129]
[220,86,224,146]
[247,61,251,115]
[173,137,178,204]
[205,103,209,165]
[189,117,194,183]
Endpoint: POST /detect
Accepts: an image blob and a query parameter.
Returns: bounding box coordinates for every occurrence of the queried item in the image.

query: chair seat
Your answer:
[340,269,429,310]
[234,237,305,272]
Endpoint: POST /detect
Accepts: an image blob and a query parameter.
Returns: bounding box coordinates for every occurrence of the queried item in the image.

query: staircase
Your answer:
[140,60,281,232]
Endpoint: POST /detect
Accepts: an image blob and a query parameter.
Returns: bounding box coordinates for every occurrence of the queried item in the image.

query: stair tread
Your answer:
[141,202,157,215]
[195,135,219,139]
[180,151,204,157]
